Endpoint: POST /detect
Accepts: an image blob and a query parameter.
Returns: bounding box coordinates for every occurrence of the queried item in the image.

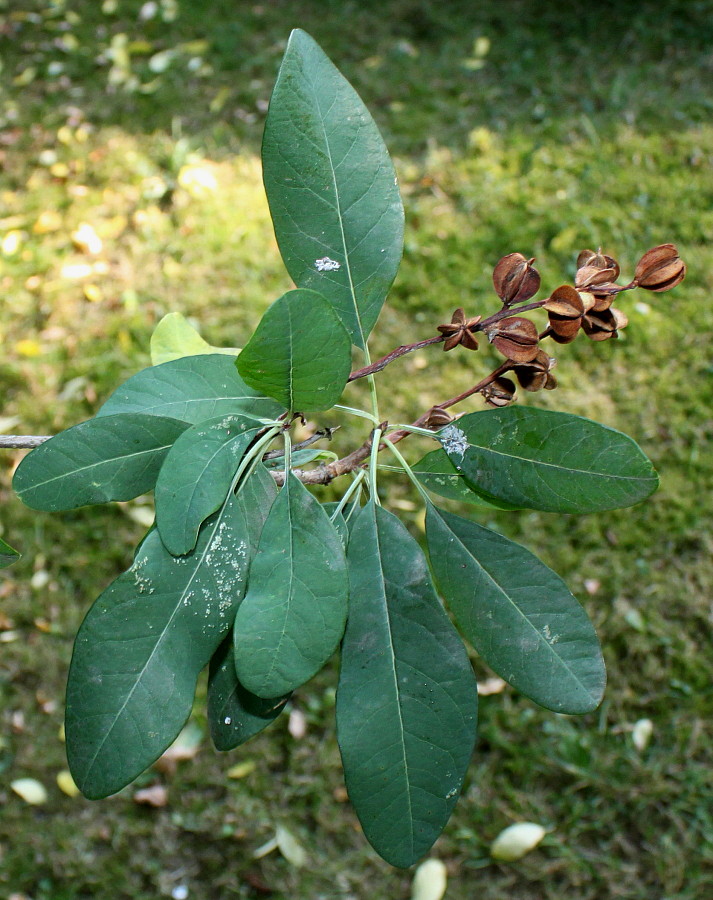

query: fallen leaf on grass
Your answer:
[227,760,256,779]
[276,826,306,868]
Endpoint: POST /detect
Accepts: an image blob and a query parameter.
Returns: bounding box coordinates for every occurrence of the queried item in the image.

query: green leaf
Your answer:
[336,503,478,868]
[438,408,659,513]
[155,413,263,556]
[425,505,605,714]
[65,465,276,799]
[413,448,519,509]
[150,312,239,366]
[207,636,289,752]
[96,354,283,425]
[13,414,189,511]
[233,472,348,697]
[262,29,404,348]
[321,502,349,548]
[0,535,20,568]
[237,289,352,411]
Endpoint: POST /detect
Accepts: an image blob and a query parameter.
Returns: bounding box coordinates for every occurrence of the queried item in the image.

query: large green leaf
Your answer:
[155,413,263,556]
[426,505,605,714]
[150,312,240,366]
[336,503,478,868]
[0,535,20,568]
[413,448,519,509]
[438,408,659,513]
[96,354,283,425]
[233,472,348,697]
[13,414,188,511]
[65,465,276,799]
[208,636,289,752]
[262,29,404,348]
[237,289,352,411]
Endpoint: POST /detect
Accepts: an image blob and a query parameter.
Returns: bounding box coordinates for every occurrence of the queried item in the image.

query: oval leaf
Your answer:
[263,29,404,348]
[96,354,283,425]
[237,289,352,411]
[438,408,659,513]
[150,312,239,366]
[336,503,478,869]
[13,414,188,511]
[155,413,263,556]
[413,448,519,509]
[66,465,276,799]
[426,504,605,714]
[208,635,289,752]
[233,472,348,698]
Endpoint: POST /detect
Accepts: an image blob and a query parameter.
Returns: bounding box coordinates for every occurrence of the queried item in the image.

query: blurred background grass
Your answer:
[1,1,712,898]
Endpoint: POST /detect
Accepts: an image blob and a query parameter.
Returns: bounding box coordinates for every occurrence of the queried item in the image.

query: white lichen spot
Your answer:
[314,256,341,272]
[439,424,469,457]
[542,624,560,645]
[224,716,232,725]
[445,787,458,799]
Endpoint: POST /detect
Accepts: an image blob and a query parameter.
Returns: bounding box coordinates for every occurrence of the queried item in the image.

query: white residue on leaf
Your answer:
[439,424,469,457]
[314,256,341,272]
[542,624,560,645]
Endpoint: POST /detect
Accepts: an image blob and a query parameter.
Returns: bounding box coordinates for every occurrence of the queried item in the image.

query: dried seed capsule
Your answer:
[485,316,539,363]
[512,350,556,392]
[582,306,628,341]
[482,376,516,407]
[634,243,686,291]
[424,407,454,428]
[437,308,481,351]
[492,253,541,305]
[576,248,620,281]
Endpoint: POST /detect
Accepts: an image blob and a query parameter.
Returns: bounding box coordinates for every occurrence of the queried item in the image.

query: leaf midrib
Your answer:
[306,63,366,349]
[371,507,415,856]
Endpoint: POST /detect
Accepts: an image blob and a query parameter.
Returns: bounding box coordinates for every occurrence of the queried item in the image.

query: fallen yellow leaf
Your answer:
[33,210,62,234]
[15,339,42,358]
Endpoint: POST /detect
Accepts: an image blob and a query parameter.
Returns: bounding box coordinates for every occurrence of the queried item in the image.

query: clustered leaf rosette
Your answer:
[6,27,690,873]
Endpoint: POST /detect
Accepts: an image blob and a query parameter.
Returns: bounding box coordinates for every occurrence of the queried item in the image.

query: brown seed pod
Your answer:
[512,350,557,392]
[485,316,540,363]
[634,243,686,291]
[492,253,541,305]
[424,407,454,428]
[482,376,517,407]
[582,306,628,341]
[437,308,481,351]
[576,248,621,281]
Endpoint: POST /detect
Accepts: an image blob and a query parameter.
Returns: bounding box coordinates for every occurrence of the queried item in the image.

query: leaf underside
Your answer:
[154,413,263,556]
[262,29,404,348]
[13,414,189,511]
[336,503,478,868]
[440,407,659,513]
[208,636,289,752]
[426,504,606,714]
[65,465,276,799]
[96,354,283,425]
[237,288,352,411]
[233,472,349,698]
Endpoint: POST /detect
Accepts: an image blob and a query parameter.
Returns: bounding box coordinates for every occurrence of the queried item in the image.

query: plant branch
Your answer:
[348,335,444,380]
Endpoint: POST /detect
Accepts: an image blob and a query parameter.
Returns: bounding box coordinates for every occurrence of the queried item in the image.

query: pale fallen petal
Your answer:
[57,770,80,797]
[491,822,546,861]
[276,825,306,868]
[411,858,447,900]
[632,718,653,752]
[11,778,48,805]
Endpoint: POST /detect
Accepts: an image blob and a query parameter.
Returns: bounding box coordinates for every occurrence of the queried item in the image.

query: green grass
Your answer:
[1,1,713,897]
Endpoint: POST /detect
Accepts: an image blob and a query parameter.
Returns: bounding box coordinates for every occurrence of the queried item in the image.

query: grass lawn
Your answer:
[1,1,712,897]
